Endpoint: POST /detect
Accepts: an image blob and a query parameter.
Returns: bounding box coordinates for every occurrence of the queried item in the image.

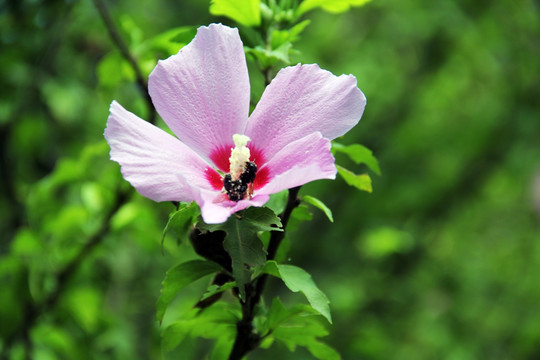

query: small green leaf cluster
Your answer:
[210,0,372,28]
[332,142,381,193]
[158,196,340,359]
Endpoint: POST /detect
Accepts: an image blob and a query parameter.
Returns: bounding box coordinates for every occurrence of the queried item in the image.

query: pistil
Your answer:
[223,134,258,202]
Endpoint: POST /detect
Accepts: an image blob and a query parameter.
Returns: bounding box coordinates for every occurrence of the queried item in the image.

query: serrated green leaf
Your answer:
[161,202,199,249]
[263,298,324,336]
[302,195,333,223]
[332,142,381,175]
[297,0,371,16]
[337,165,372,193]
[198,207,281,299]
[273,313,329,351]
[156,260,221,323]
[241,207,283,232]
[261,261,332,323]
[210,0,261,26]
[266,297,290,332]
[162,303,238,353]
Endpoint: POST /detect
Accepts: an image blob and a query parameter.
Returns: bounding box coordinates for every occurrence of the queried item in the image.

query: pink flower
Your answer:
[104,24,366,224]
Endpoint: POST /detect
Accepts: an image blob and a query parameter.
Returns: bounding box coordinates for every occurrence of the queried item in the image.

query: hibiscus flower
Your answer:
[104,23,366,224]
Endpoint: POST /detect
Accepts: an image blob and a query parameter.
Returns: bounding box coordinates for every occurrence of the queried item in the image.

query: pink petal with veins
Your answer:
[246,64,366,160]
[258,132,336,195]
[104,101,218,202]
[149,24,250,162]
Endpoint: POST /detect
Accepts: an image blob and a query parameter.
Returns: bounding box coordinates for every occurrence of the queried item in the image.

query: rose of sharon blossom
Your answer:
[104,24,366,224]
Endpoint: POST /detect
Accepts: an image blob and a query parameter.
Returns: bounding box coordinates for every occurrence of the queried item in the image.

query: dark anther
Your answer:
[240,161,257,184]
[224,174,234,192]
[224,161,257,202]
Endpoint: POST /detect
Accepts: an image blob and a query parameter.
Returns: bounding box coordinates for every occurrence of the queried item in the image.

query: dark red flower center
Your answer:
[206,143,270,195]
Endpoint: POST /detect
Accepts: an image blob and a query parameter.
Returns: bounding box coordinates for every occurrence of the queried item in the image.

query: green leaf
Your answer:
[270,19,311,49]
[211,335,235,360]
[161,202,199,249]
[198,207,282,299]
[246,42,293,68]
[302,195,333,223]
[210,0,261,26]
[332,142,381,175]
[162,303,238,353]
[265,300,320,333]
[156,260,221,323]
[261,261,332,323]
[266,297,290,332]
[297,0,371,16]
[336,165,372,193]
[287,204,313,231]
[272,313,329,351]
[265,189,289,215]
[307,340,342,360]
[200,281,236,302]
[162,321,189,352]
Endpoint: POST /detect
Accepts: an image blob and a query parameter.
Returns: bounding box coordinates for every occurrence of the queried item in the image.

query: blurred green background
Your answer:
[1,0,539,359]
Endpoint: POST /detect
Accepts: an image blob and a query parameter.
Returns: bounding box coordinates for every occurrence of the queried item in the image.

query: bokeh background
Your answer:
[1,0,540,359]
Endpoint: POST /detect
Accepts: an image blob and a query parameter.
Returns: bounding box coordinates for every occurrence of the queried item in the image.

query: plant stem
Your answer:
[228,187,301,360]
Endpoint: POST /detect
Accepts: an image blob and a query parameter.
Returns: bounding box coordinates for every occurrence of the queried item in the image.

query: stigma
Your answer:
[229,134,251,180]
[223,134,257,202]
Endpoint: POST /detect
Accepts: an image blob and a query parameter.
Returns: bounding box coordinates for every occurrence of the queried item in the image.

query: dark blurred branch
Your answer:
[228,186,302,360]
[92,0,156,124]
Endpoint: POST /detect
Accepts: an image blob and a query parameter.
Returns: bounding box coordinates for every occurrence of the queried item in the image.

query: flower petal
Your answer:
[257,132,336,195]
[104,101,219,202]
[196,190,270,224]
[246,64,366,159]
[149,23,250,161]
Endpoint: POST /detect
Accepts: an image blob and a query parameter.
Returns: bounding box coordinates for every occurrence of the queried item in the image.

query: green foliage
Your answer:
[3,0,540,359]
[262,261,332,323]
[272,307,337,359]
[198,207,282,299]
[270,20,311,49]
[156,260,221,323]
[209,0,261,26]
[161,303,238,354]
[296,0,371,16]
[246,42,293,68]
[98,25,195,88]
[259,298,341,359]
[359,226,415,259]
[161,202,200,249]
[303,195,334,222]
[336,165,372,192]
[200,281,237,302]
[287,204,314,231]
[265,189,289,214]
[332,142,381,175]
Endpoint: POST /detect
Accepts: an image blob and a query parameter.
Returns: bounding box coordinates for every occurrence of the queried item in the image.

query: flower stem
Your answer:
[228,186,301,360]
